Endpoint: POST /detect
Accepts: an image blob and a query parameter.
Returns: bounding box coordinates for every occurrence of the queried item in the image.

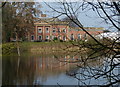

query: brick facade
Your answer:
[30,18,103,41]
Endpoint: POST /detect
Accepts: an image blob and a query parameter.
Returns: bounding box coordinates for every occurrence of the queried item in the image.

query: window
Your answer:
[46,36,49,40]
[52,36,57,40]
[58,28,60,33]
[58,36,60,39]
[38,28,42,33]
[63,36,66,41]
[31,35,34,41]
[53,28,56,33]
[84,34,87,39]
[46,28,49,33]
[78,34,81,40]
[38,35,42,41]
[50,36,52,40]
[52,36,55,39]
[71,34,74,40]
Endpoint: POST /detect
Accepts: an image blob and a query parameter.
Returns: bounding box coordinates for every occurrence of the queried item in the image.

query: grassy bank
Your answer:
[2,43,17,55]
[3,38,117,56]
[2,41,81,55]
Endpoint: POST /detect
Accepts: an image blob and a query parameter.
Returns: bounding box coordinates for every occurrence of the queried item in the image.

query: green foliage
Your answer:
[53,37,58,41]
[2,2,41,42]
[2,43,17,55]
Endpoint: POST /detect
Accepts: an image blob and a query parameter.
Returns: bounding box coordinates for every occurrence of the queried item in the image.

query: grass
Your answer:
[3,39,116,56]
[2,42,17,55]
[2,41,78,55]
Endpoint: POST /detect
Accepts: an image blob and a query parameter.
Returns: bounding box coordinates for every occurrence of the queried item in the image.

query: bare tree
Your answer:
[45,1,120,86]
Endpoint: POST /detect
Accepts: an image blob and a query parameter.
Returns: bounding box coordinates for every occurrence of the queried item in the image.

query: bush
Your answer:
[2,43,17,55]
[60,40,63,42]
[53,37,58,41]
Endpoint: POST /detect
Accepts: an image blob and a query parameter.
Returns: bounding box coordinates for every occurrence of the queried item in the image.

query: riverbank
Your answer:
[3,39,118,56]
[2,41,83,55]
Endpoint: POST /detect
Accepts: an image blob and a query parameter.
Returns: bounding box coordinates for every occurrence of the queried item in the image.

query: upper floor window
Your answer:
[46,28,49,33]
[53,28,56,33]
[38,28,42,33]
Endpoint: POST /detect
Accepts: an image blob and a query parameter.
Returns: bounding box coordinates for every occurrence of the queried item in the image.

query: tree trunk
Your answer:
[16,32,20,56]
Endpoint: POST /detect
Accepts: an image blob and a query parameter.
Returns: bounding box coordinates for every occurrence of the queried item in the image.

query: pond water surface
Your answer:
[2,52,120,86]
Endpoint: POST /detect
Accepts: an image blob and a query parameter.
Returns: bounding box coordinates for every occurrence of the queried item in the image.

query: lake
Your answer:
[2,52,120,86]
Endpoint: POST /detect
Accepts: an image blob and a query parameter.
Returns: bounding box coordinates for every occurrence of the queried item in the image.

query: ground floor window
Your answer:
[78,34,81,40]
[58,36,60,40]
[63,36,66,41]
[38,35,42,41]
[52,36,55,40]
[46,36,49,40]
[58,28,60,33]
[31,35,34,41]
[71,34,74,40]
[50,36,52,40]
[84,34,86,39]
[52,36,57,40]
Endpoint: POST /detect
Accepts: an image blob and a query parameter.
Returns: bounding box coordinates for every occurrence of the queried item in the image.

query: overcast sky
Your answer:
[37,2,118,31]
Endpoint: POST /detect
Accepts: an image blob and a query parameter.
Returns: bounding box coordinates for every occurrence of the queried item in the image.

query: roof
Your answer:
[34,17,104,30]
[34,18,69,25]
[70,27,104,30]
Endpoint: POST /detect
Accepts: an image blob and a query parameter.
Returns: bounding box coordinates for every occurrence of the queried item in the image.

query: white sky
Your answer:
[1,0,117,31]
[39,2,117,31]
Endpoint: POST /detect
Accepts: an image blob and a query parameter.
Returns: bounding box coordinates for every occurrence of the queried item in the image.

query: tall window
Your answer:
[84,34,87,39]
[71,34,74,40]
[46,28,49,33]
[53,28,56,33]
[31,35,34,41]
[38,35,42,41]
[58,36,60,40]
[52,36,55,39]
[78,34,81,40]
[46,36,49,40]
[38,28,42,33]
[63,36,66,41]
[58,28,60,33]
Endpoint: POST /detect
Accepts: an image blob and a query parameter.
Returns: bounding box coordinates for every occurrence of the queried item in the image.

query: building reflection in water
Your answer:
[2,53,104,85]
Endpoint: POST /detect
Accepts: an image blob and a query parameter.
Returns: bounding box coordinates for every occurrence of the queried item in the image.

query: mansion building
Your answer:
[29,17,103,41]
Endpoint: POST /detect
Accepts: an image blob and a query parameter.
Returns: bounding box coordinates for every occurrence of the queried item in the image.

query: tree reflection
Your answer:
[2,50,120,86]
[2,53,82,85]
[54,50,120,86]
[2,56,36,85]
